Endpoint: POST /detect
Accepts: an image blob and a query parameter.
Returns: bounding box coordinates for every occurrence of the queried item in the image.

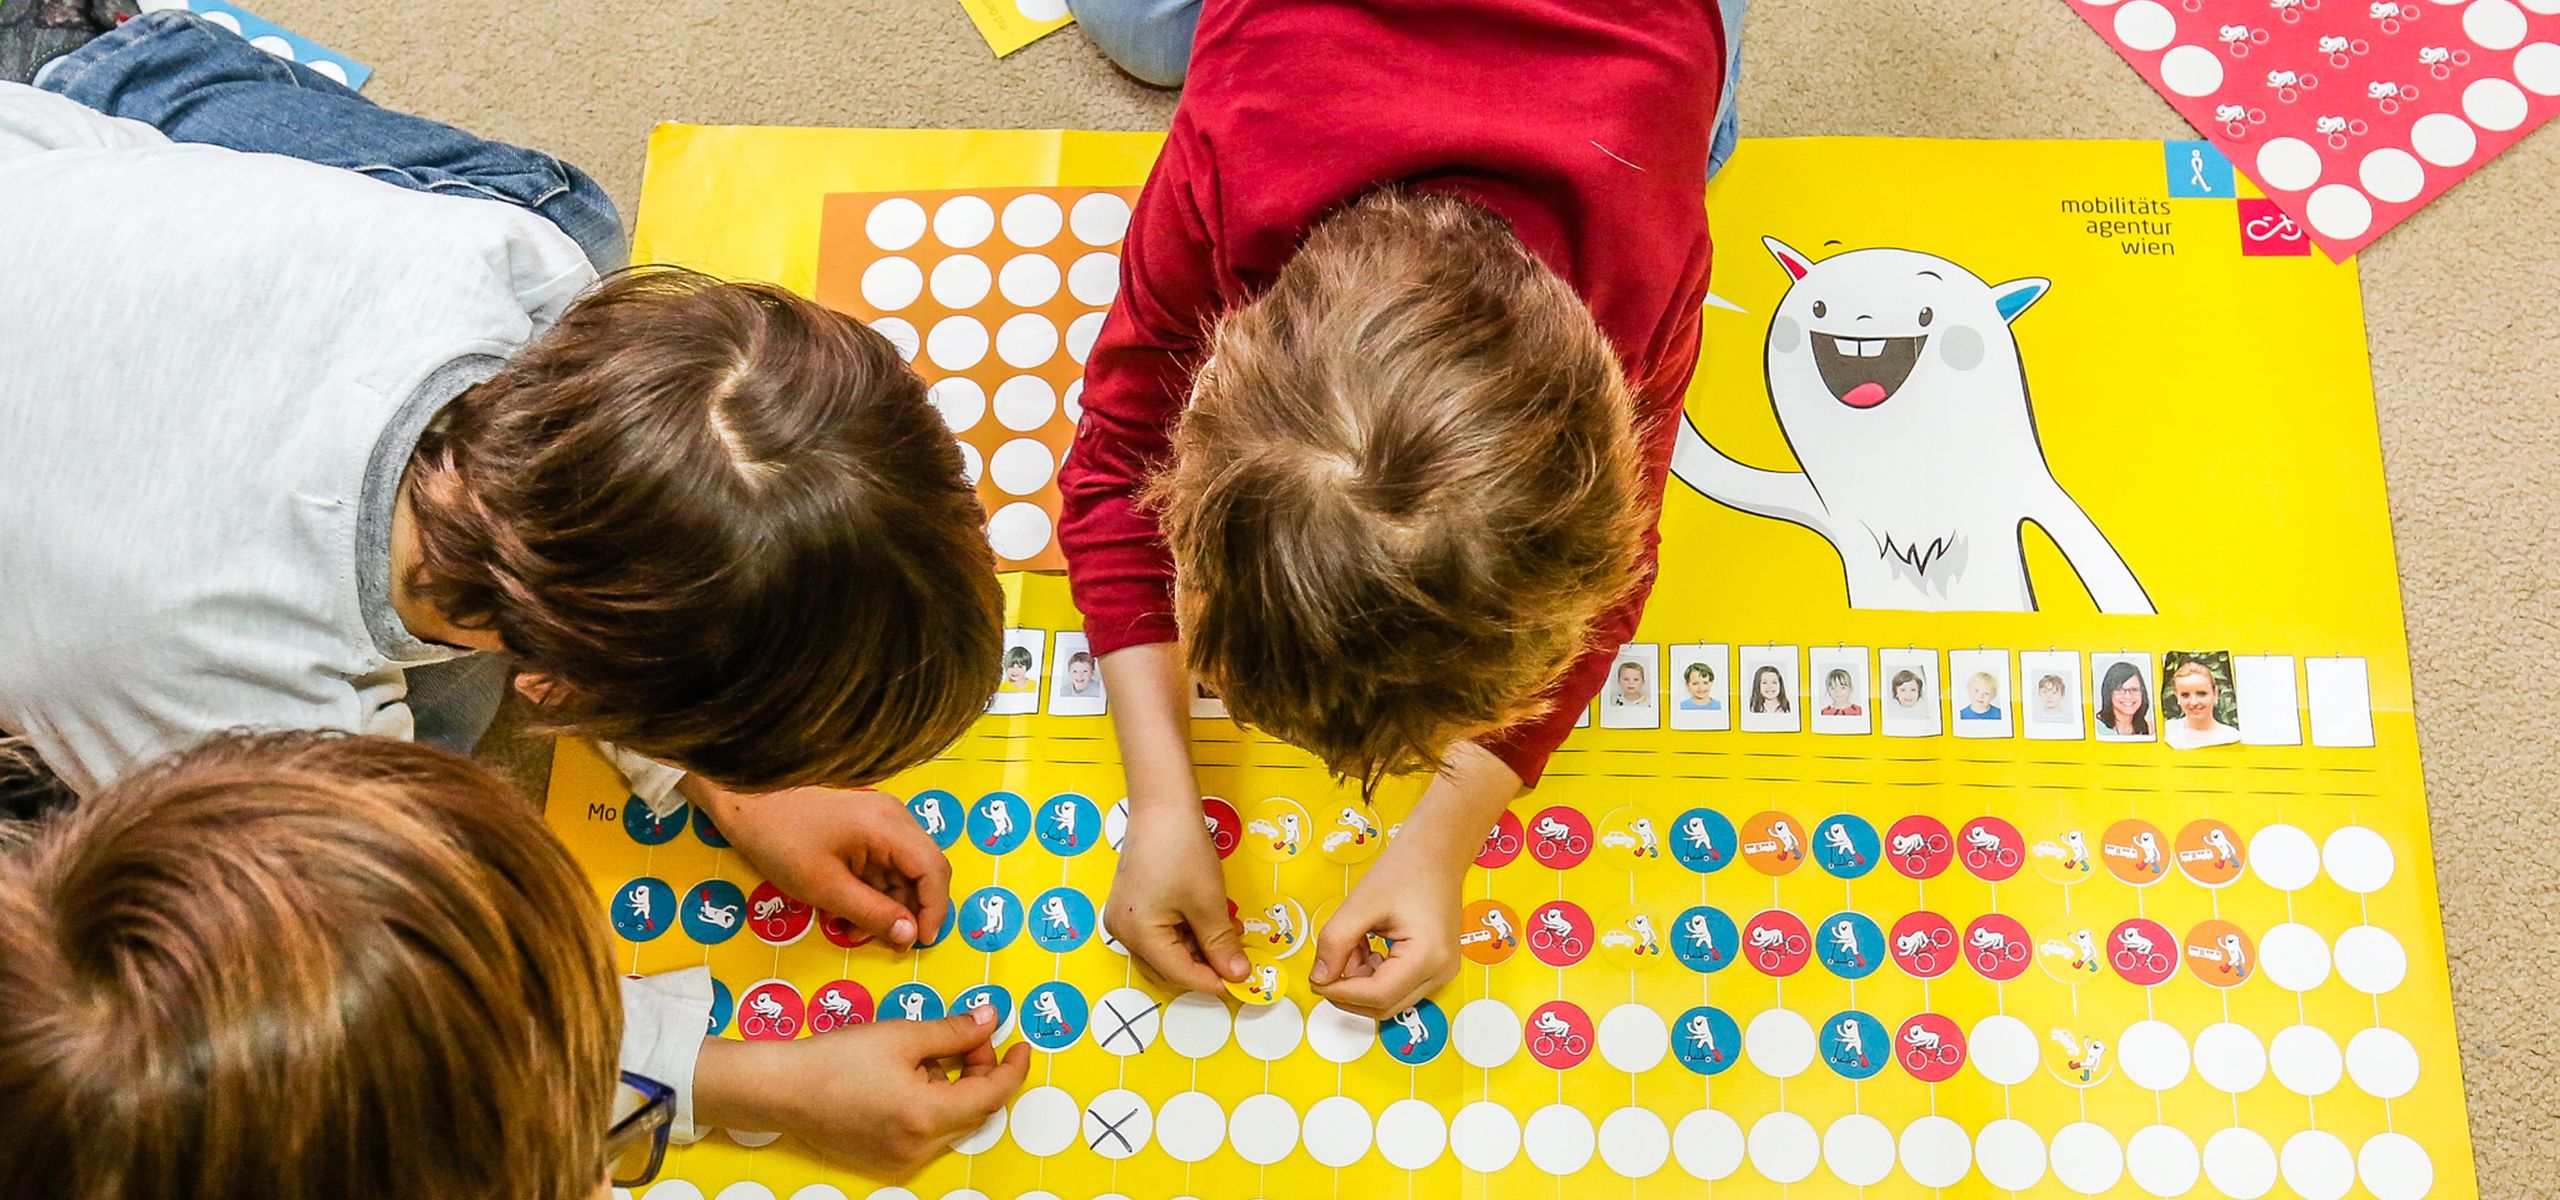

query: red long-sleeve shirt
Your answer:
[1057,0,1722,785]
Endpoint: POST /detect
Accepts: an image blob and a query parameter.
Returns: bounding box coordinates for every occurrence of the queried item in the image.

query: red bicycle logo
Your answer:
[2247,211,2303,242]
[2369,0,2417,34]
[2217,103,2271,136]
[2219,23,2272,56]
[2267,68,2321,104]
[2419,46,2470,79]
[2268,0,2323,23]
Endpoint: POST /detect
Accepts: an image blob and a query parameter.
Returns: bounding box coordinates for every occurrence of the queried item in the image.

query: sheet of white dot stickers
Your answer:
[564,127,2473,1200]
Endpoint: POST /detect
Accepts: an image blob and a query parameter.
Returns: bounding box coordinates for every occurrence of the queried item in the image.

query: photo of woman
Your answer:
[1679,662,1722,711]
[2162,654,2243,750]
[1751,665,1791,714]
[1820,668,1863,717]
[2094,659,2153,740]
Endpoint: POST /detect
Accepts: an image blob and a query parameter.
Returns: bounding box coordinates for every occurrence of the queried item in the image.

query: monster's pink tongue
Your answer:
[1841,382,1891,409]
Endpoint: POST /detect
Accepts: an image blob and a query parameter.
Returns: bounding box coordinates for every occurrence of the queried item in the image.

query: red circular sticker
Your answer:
[1885,815,1954,879]
[1476,810,1525,869]
[738,979,807,1041]
[1741,909,1811,977]
[1526,805,1593,869]
[1524,1000,1594,1069]
[1963,913,2034,982]
[1526,899,1595,967]
[1956,816,2025,882]
[747,882,814,946]
[818,910,871,949]
[1202,796,1244,860]
[1889,911,1959,979]
[808,979,875,1034]
[2109,917,2179,986]
[1896,1013,1968,1082]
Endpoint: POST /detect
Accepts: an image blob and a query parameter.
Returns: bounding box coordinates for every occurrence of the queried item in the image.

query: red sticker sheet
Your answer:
[2066,0,2560,257]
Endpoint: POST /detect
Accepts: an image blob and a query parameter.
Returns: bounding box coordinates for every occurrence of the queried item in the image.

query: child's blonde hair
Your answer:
[0,731,620,1200]
[1153,189,1648,789]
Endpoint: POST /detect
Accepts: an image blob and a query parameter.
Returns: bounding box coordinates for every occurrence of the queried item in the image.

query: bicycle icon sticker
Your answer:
[1526,804,1594,869]
[1890,910,1959,979]
[1475,809,1526,869]
[1527,900,1595,968]
[747,881,813,946]
[739,979,807,1042]
[1957,816,2026,882]
[2110,917,2180,986]
[808,979,875,1034]
[1885,815,1954,879]
[1525,1000,1595,1069]
[1963,913,2034,982]
[1201,796,1244,859]
[1742,909,1812,977]
[1896,1013,1968,1083]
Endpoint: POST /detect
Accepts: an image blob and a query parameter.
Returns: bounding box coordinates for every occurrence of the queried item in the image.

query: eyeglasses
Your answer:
[607,1071,678,1188]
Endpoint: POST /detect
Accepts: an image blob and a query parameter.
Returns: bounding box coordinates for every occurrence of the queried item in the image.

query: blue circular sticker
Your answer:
[706,977,734,1037]
[1671,905,1738,974]
[623,798,687,846]
[1815,911,1887,979]
[1669,808,1737,873]
[1672,1006,1742,1075]
[1028,886,1097,952]
[968,791,1032,856]
[880,982,943,1023]
[1035,792,1102,857]
[1021,981,1089,1050]
[611,876,675,942]
[957,885,1024,951]
[951,983,1013,1035]
[1821,1009,1891,1080]
[908,789,964,851]
[690,805,730,849]
[680,879,749,945]
[924,898,958,948]
[1380,999,1451,1065]
[1813,813,1881,879]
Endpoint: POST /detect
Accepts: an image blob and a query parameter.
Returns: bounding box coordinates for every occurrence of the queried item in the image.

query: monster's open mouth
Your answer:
[1809,332,1925,409]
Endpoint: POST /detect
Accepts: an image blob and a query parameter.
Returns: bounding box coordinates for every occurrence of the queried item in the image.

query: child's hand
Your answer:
[696,1007,1031,1179]
[1105,798,1248,993]
[1308,835,1463,1019]
[686,779,950,950]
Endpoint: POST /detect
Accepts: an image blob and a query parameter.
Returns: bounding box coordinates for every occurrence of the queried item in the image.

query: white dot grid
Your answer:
[822,187,1139,565]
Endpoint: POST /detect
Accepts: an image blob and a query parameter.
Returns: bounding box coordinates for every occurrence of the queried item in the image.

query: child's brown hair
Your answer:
[1153,190,1649,790]
[0,731,621,1200]
[408,267,1003,791]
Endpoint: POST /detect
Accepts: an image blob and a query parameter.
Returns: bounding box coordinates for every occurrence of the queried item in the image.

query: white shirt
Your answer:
[0,83,709,1132]
[2163,718,2242,750]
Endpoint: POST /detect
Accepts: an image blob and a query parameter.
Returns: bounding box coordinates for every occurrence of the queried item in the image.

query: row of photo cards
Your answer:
[985,632,2377,749]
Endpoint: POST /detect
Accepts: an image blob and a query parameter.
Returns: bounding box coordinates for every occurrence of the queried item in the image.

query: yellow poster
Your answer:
[561,125,2472,1200]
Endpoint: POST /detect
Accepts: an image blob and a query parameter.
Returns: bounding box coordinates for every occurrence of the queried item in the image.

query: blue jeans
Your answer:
[37,11,625,269]
[1067,0,1748,177]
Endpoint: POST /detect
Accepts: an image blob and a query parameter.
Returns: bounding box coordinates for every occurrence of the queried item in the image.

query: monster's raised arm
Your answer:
[1671,412,1826,529]
[2023,483,2156,615]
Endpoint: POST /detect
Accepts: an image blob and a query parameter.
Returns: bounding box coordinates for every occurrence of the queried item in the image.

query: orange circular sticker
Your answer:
[2183,919,2256,988]
[2100,817,2171,886]
[2175,818,2248,887]
[1459,898,1523,966]
[1738,810,1809,876]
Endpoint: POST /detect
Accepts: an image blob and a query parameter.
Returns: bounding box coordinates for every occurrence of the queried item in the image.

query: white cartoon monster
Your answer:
[1672,239,2153,614]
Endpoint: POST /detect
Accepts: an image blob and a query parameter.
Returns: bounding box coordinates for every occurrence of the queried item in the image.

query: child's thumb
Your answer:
[906,1005,1002,1060]
[1189,906,1250,982]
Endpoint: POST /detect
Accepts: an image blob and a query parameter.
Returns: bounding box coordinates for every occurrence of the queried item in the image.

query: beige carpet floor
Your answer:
[242,0,2560,1191]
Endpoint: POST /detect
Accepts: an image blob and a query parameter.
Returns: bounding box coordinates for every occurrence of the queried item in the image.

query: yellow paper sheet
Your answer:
[559,125,2474,1200]
[956,0,1074,58]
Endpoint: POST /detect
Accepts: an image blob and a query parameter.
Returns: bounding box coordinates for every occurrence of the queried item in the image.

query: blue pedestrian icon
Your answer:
[967,791,1032,856]
[679,879,749,945]
[1669,808,1737,874]
[1815,911,1885,979]
[1027,886,1097,952]
[1035,792,1102,857]
[623,798,686,846]
[1822,1010,1890,1080]
[1672,1006,1741,1075]
[907,789,964,851]
[1021,982,1089,1050]
[706,977,734,1037]
[611,876,675,943]
[880,982,943,1023]
[1670,905,1738,975]
[1380,999,1452,1064]
[1813,813,1881,879]
[952,984,1013,1035]
[956,885,1024,952]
